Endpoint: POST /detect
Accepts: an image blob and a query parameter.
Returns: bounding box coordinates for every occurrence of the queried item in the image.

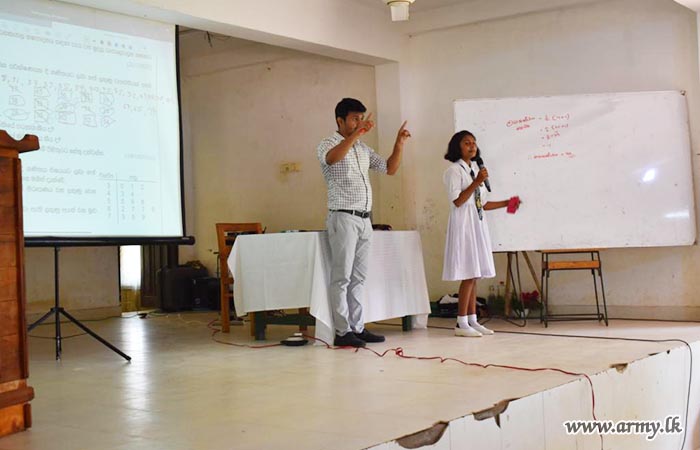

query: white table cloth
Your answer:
[228,231,430,344]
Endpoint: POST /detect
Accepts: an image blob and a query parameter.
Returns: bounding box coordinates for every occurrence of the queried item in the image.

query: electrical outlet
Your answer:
[280,163,301,173]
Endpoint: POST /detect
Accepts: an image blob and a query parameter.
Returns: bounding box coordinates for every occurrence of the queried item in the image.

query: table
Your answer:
[228,231,430,344]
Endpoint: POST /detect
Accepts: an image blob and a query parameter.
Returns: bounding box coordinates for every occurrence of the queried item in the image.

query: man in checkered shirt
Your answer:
[317,98,411,348]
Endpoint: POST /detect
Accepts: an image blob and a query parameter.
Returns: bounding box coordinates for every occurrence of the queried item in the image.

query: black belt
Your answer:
[332,209,371,219]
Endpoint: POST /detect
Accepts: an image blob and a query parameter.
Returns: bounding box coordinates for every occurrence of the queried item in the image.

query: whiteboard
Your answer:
[454,91,696,251]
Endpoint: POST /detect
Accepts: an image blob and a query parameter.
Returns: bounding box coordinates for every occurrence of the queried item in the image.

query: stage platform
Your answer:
[1,312,698,450]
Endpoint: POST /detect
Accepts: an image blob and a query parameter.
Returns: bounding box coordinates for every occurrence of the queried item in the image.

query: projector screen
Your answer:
[0,0,183,240]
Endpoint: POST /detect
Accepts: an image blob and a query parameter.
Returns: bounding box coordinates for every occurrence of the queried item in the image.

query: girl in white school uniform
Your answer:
[442,130,519,337]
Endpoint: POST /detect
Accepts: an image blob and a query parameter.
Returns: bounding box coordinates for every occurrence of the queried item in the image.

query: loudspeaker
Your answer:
[192,277,221,311]
[158,266,208,312]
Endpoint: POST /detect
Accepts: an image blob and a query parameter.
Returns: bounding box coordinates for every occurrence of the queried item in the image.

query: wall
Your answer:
[23,0,700,321]
[178,32,380,274]
[400,0,700,318]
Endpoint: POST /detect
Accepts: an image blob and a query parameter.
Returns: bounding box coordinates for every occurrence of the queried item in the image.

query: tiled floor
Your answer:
[2,313,699,450]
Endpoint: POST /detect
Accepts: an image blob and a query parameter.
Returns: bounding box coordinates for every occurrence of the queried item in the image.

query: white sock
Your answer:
[457,315,470,329]
[468,314,494,335]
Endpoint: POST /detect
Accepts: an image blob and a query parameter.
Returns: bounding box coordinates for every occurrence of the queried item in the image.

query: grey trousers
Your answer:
[326,211,372,335]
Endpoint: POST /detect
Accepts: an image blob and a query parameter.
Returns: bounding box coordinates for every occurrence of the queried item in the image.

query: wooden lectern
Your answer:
[0,130,38,437]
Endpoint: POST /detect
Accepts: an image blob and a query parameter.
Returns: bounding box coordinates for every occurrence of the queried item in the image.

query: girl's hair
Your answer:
[444,130,477,162]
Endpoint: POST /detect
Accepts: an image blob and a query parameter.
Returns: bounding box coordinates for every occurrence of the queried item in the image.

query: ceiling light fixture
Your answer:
[384,0,415,22]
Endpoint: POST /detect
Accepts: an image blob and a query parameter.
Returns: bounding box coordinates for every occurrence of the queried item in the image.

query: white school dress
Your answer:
[442,159,496,281]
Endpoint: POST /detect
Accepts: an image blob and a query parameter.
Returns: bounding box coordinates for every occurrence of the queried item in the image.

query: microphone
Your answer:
[473,155,491,192]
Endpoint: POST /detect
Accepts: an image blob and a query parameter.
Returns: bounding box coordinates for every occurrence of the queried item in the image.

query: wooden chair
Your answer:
[215,223,263,333]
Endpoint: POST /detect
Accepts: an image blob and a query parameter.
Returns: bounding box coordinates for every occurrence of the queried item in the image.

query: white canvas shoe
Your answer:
[470,322,495,335]
[455,323,482,337]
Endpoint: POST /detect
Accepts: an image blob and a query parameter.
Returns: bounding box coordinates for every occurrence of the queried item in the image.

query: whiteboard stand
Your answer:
[502,251,542,317]
[539,249,609,327]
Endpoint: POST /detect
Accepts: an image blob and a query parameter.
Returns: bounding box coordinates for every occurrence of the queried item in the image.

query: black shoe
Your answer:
[334,332,366,347]
[354,329,385,343]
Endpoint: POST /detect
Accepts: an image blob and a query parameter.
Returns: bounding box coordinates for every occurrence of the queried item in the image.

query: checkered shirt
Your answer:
[317,131,388,212]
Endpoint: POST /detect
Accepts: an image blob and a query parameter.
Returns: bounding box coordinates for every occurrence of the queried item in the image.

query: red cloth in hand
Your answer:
[507,196,520,214]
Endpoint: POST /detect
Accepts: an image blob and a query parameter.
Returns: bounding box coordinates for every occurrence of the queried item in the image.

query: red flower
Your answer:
[520,290,541,309]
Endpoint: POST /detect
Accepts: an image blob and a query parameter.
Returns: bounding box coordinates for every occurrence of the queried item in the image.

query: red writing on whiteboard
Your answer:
[544,124,569,132]
[544,113,570,121]
[516,124,530,131]
[506,116,536,128]
[542,131,561,140]
[533,150,576,160]
[534,152,559,159]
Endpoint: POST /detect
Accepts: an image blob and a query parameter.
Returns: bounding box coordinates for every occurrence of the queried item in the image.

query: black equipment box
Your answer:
[158,266,208,312]
[192,277,221,311]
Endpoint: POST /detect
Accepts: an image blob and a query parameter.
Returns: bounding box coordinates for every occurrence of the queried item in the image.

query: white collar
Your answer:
[333,131,361,145]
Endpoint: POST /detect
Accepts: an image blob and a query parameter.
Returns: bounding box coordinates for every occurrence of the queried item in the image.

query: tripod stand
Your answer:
[27,247,131,362]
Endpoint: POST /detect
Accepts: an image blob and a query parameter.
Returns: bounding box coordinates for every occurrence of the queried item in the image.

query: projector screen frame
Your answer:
[23,25,193,248]
[24,236,195,248]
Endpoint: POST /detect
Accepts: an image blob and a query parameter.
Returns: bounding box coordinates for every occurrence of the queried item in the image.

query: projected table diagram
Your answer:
[1,73,168,130]
[22,164,166,236]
